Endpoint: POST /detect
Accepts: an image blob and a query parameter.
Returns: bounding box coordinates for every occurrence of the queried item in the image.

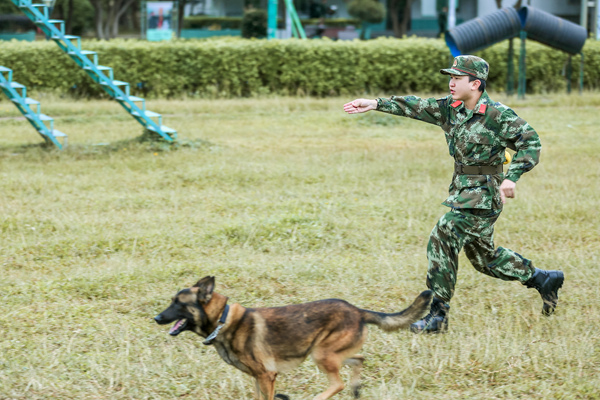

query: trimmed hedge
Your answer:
[0,37,598,98]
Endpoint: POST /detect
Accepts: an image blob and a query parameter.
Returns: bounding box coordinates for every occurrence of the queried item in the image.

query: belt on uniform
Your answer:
[454,163,503,175]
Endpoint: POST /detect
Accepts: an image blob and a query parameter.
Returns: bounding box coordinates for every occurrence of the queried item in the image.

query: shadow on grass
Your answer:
[0,131,216,160]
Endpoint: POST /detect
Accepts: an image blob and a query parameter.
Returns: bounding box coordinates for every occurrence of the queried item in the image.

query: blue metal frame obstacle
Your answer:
[0,65,67,148]
[267,0,306,40]
[1,0,177,148]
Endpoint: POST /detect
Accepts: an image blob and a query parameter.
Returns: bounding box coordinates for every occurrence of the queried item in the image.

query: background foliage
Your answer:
[0,37,599,98]
[241,9,268,39]
[0,0,94,35]
[0,0,17,14]
[347,0,387,24]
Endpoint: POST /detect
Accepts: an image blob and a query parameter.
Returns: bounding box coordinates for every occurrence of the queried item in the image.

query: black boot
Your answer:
[410,297,449,334]
[524,268,564,316]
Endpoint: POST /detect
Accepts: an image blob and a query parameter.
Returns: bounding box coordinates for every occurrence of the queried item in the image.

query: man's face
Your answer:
[448,74,476,102]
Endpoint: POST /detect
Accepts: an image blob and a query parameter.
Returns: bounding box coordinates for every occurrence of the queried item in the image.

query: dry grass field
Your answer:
[0,92,599,399]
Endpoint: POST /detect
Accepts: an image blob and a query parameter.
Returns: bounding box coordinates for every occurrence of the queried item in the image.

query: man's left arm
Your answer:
[500,111,542,202]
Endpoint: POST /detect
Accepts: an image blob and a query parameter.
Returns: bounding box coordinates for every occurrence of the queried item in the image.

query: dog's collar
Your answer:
[202,304,229,346]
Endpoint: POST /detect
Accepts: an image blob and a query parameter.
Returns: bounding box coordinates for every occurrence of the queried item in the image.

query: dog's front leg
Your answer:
[254,379,262,400]
[254,372,277,400]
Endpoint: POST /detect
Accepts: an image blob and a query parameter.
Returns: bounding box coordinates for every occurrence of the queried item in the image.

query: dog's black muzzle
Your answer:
[154,310,182,325]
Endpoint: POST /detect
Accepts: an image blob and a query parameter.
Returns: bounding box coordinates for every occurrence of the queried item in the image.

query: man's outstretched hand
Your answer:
[343,99,378,114]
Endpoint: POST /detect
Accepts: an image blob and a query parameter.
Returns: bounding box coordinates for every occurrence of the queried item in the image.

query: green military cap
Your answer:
[440,55,489,81]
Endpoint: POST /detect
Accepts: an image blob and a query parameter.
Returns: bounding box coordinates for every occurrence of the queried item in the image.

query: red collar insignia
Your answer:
[451,100,462,108]
[478,104,487,114]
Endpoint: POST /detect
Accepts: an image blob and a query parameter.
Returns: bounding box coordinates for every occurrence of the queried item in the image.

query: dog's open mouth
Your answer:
[169,319,187,336]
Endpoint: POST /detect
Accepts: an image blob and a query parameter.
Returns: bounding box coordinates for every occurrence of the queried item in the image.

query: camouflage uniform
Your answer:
[375,56,541,303]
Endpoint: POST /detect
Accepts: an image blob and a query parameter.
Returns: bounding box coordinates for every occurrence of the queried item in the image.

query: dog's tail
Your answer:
[361,290,433,332]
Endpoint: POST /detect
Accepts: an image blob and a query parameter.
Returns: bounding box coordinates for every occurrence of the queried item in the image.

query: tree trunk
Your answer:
[177,0,193,37]
[91,0,136,39]
[110,0,125,37]
[132,2,140,31]
[388,0,414,38]
[399,0,413,36]
[112,0,135,37]
[177,0,187,38]
[124,1,140,32]
[107,0,120,38]
[65,0,74,35]
[54,2,64,19]
[91,0,106,39]
[389,0,400,37]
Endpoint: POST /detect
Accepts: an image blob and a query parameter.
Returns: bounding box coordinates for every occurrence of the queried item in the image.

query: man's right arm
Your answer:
[344,96,447,127]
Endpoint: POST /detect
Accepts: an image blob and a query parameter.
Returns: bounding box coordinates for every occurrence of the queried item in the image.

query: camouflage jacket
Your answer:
[376,91,541,211]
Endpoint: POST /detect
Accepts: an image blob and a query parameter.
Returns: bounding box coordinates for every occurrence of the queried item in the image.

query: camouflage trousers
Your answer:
[426,208,535,303]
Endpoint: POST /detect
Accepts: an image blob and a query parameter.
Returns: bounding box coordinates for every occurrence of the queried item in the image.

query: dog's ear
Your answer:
[193,276,215,303]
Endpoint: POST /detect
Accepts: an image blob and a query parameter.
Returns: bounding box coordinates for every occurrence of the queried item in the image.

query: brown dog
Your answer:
[154,276,432,400]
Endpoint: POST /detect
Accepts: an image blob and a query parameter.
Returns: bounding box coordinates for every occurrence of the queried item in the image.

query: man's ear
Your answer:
[471,79,481,91]
[193,276,215,303]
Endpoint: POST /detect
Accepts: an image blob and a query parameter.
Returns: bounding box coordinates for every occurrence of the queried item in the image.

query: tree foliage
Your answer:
[52,0,95,35]
[0,0,129,38]
[241,9,267,39]
[0,0,17,14]
[347,0,385,24]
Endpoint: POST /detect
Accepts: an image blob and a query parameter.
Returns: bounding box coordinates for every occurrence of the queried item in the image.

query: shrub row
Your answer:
[0,37,598,99]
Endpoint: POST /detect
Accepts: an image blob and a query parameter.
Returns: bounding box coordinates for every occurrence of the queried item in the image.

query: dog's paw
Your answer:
[275,394,290,400]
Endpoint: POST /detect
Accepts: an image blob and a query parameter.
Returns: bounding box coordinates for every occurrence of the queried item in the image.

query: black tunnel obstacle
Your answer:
[444,5,587,97]
[445,7,521,57]
[518,6,587,55]
[446,6,587,56]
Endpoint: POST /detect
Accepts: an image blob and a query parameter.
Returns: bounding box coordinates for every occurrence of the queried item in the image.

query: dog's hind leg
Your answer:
[254,372,277,400]
[312,353,345,400]
[344,355,364,399]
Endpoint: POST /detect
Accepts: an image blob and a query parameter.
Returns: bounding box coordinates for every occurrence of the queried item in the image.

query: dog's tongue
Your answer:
[170,319,184,334]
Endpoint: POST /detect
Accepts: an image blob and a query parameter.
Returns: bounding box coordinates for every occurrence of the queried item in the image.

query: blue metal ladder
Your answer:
[12,0,177,142]
[0,65,67,148]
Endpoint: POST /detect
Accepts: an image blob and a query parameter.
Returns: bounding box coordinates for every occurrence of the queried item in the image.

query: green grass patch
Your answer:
[0,93,599,399]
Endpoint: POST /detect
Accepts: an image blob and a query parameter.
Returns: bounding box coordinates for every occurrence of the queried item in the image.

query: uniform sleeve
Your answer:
[500,110,541,183]
[376,95,447,127]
